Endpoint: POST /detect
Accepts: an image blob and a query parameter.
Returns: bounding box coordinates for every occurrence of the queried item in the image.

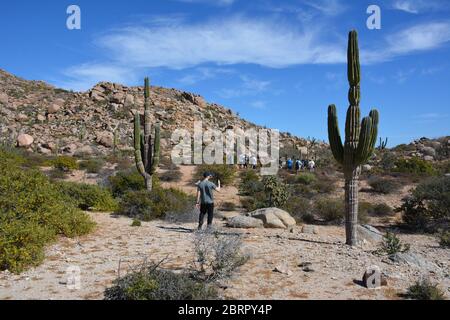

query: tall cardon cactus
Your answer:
[134,77,160,191]
[327,30,379,246]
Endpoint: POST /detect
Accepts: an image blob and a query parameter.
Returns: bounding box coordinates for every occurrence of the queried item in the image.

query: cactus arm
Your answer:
[327,104,344,164]
[134,113,146,177]
[150,124,161,174]
[355,116,373,165]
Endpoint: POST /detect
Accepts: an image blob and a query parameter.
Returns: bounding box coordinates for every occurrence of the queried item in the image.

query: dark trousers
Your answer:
[199,203,214,229]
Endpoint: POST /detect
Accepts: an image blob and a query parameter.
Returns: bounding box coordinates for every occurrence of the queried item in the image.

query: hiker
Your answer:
[196,172,221,230]
[286,158,293,171]
[250,155,257,170]
[295,159,301,173]
[238,153,246,169]
[308,159,315,172]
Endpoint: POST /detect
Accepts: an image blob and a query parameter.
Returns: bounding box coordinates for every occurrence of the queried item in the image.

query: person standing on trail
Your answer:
[287,158,293,171]
[250,155,257,170]
[196,172,221,230]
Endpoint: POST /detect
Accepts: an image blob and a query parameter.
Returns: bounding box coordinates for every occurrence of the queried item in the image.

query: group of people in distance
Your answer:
[238,153,258,170]
[281,157,315,173]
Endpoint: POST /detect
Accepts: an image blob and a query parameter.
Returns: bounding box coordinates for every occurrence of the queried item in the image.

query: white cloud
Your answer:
[392,0,447,14]
[250,101,267,109]
[54,63,137,91]
[216,75,271,99]
[178,67,234,85]
[175,0,236,6]
[302,0,347,16]
[363,22,450,63]
[96,16,346,69]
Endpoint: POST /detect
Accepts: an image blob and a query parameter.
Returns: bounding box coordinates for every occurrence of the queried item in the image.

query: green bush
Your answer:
[104,262,218,300]
[283,197,312,223]
[263,176,289,208]
[0,154,94,273]
[314,198,344,224]
[369,203,394,216]
[295,173,317,185]
[117,187,194,221]
[159,169,181,182]
[439,230,450,248]
[131,219,142,227]
[398,176,450,231]
[108,169,146,197]
[379,232,410,255]
[194,164,236,186]
[50,156,79,172]
[56,182,118,212]
[394,157,436,176]
[404,279,446,300]
[368,177,401,194]
[220,202,236,211]
[79,158,105,173]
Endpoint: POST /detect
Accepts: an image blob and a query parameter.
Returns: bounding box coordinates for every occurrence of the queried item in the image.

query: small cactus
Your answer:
[134,77,160,191]
[378,137,388,150]
[327,30,379,246]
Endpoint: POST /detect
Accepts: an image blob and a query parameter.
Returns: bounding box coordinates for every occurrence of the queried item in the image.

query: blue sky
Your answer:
[1,0,449,146]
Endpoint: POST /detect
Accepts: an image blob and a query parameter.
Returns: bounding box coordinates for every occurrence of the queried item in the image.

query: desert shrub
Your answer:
[312,177,337,194]
[117,188,194,221]
[290,183,315,199]
[380,152,397,171]
[314,198,344,224]
[131,219,142,227]
[379,232,410,255]
[439,230,450,248]
[392,144,415,152]
[220,202,236,212]
[108,169,146,197]
[0,156,94,273]
[50,156,79,172]
[368,177,401,194]
[357,202,372,224]
[369,203,394,217]
[56,182,118,212]
[262,176,289,208]
[394,157,436,176]
[194,164,236,186]
[104,261,218,300]
[192,230,250,282]
[399,176,450,231]
[159,168,181,182]
[296,173,317,185]
[239,170,263,196]
[283,196,313,223]
[79,158,105,173]
[404,279,446,300]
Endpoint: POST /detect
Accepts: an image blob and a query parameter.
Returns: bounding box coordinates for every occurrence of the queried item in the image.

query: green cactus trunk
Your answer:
[134,77,160,192]
[327,30,379,246]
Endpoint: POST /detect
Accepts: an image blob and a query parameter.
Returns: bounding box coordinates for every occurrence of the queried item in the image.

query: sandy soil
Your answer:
[0,165,448,300]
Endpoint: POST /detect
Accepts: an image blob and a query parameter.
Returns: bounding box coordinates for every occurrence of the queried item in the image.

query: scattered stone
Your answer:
[273,265,293,276]
[96,131,114,148]
[227,215,264,229]
[302,225,319,234]
[47,104,61,114]
[17,134,34,147]
[249,208,295,229]
[0,92,9,105]
[389,252,436,270]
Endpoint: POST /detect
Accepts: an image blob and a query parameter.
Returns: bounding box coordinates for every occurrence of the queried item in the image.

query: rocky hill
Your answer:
[0,69,316,158]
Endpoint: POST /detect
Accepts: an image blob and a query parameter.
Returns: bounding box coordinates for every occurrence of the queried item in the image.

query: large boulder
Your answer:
[249,208,296,229]
[0,92,9,105]
[96,131,114,148]
[227,215,264,229]
[17,134,34,147]
[47,103,61,114]
[357,225,383,244]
